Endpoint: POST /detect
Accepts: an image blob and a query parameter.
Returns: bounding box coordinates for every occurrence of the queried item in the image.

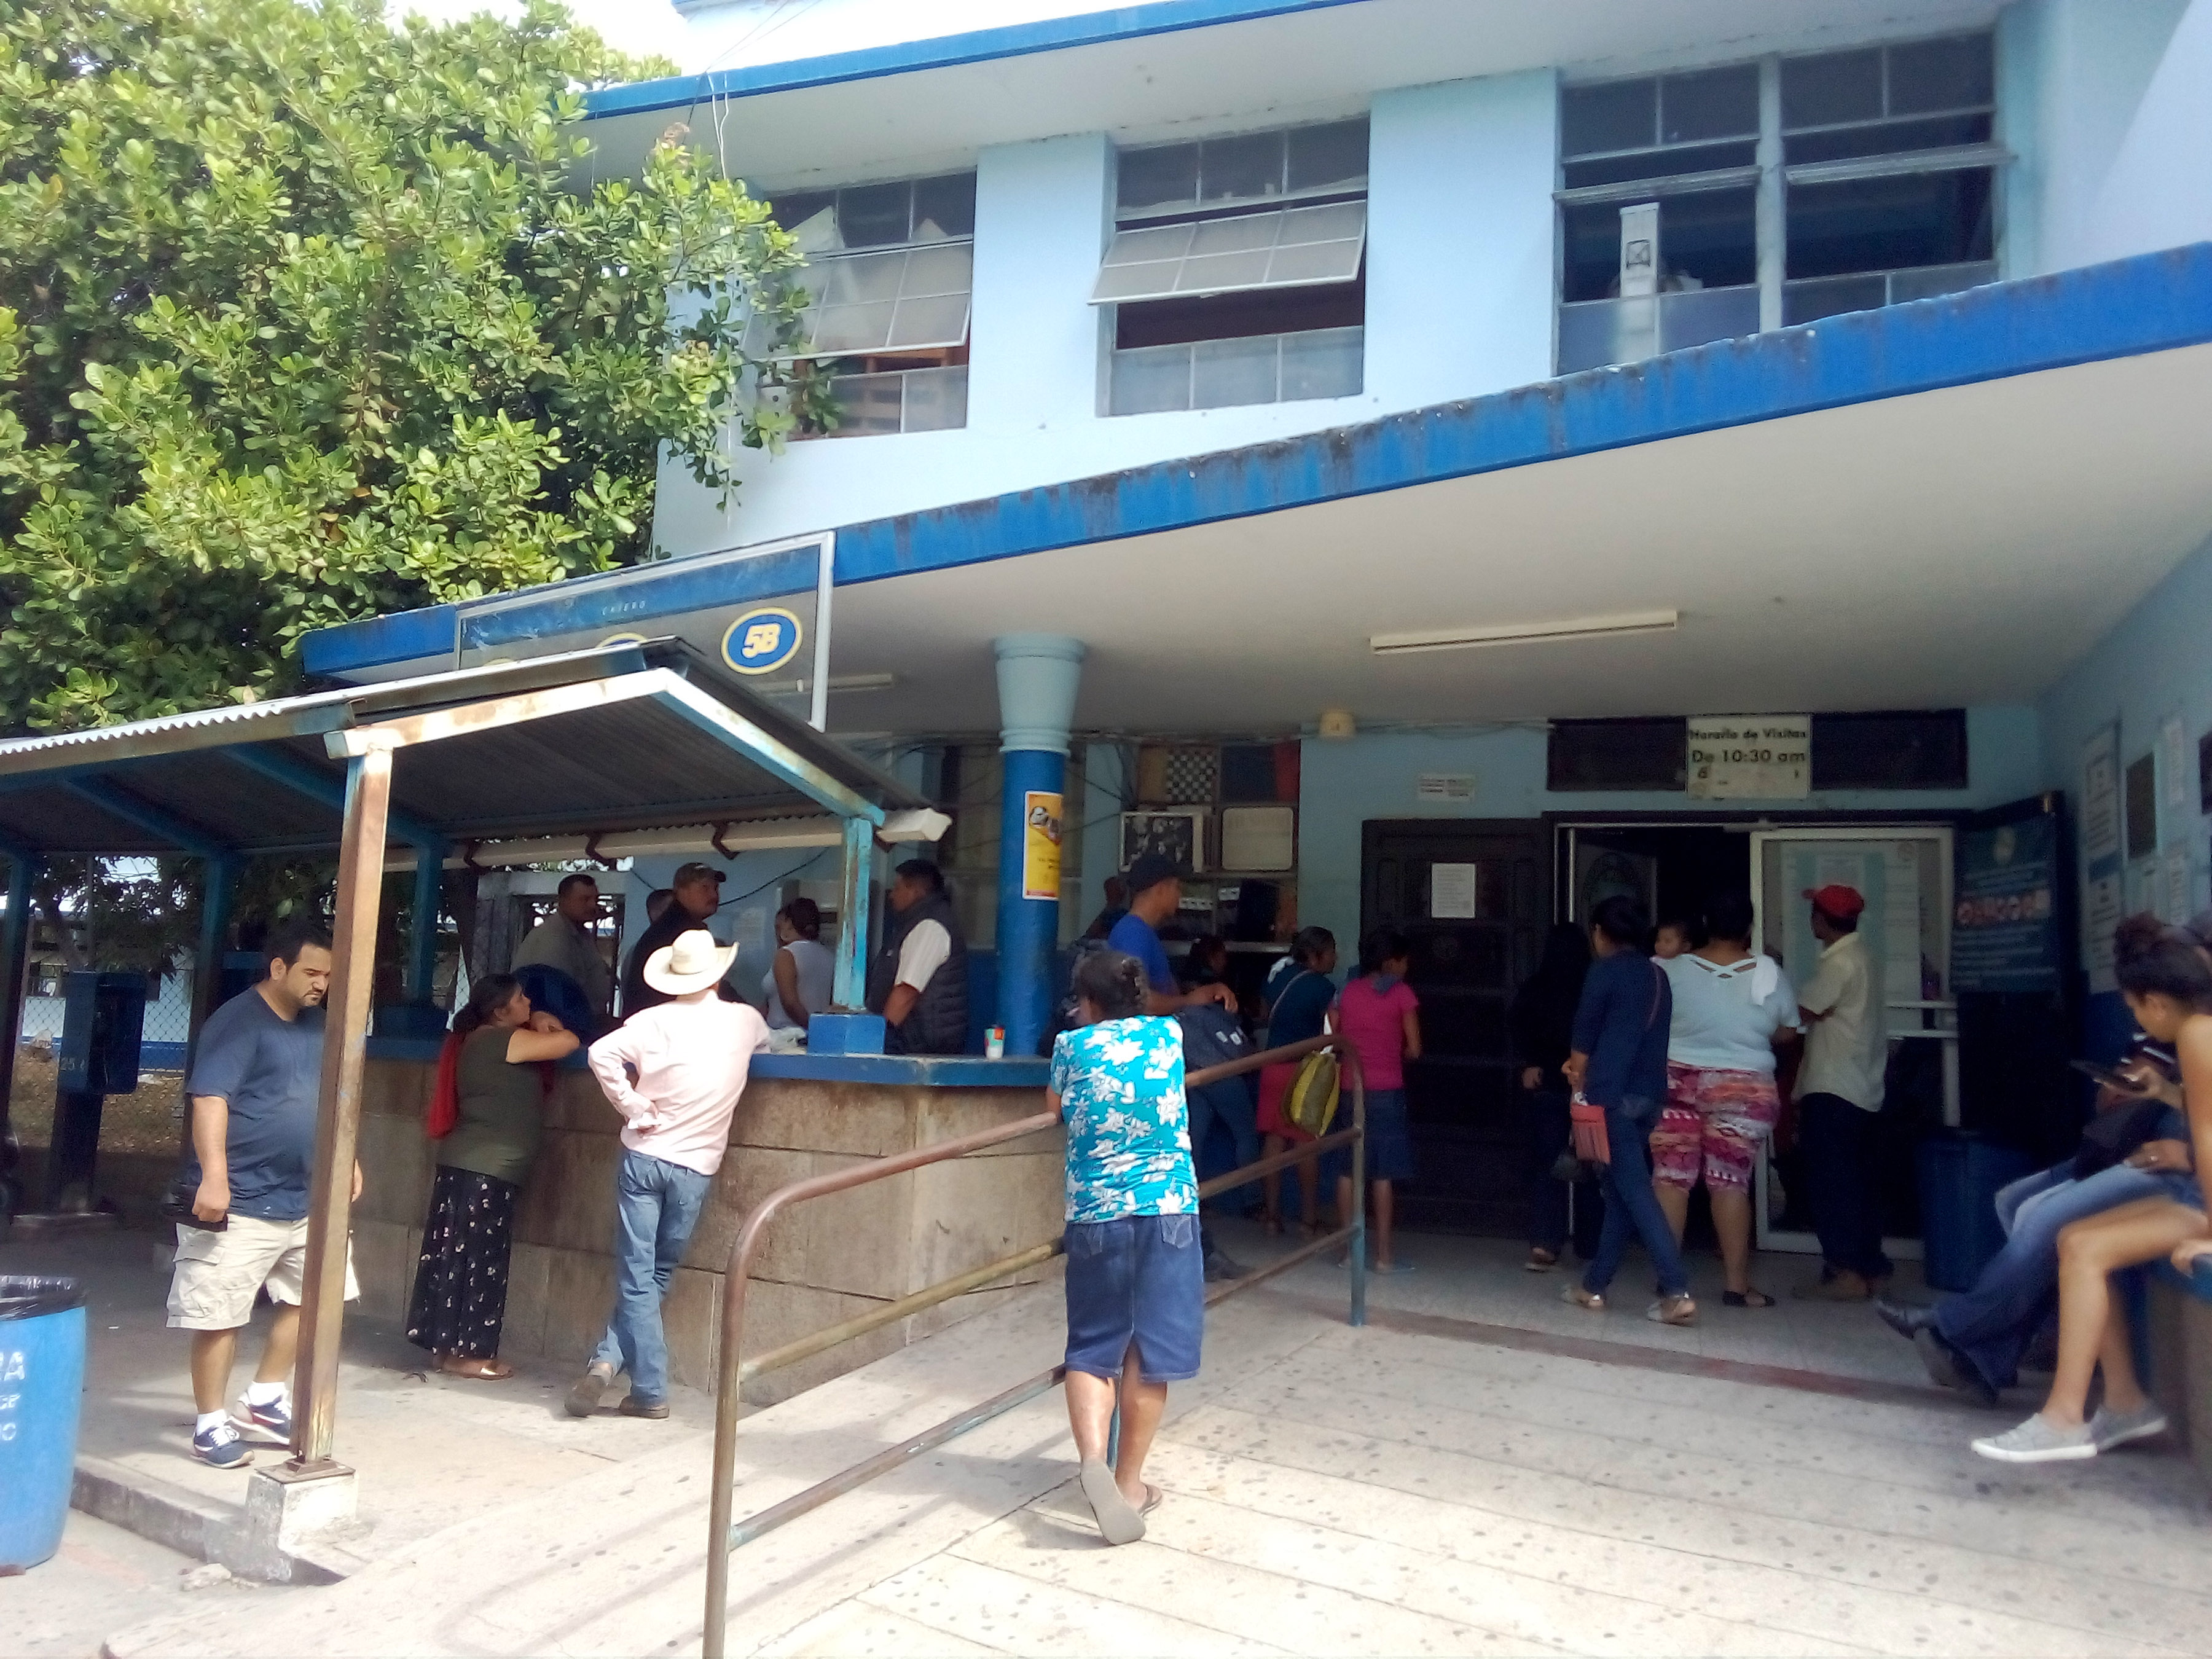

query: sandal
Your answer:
[1647,1295,1698,1327]
[1722,1288,1775,1309]
[1559,1284,1604,1311]
[1078,1457,1145,1547]
[1524,1248,1559,1273]
[441,1355,516,1381]
[1140,1484,1164,1516]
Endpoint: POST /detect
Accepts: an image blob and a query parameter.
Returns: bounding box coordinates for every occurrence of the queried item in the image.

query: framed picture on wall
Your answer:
[2125,753,2158,861]
[2200,728,2212,814]
[1121,809,1206,873]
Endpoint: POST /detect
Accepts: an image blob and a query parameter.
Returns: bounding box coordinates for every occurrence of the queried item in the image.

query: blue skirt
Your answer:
[1063,1214,1205,1383]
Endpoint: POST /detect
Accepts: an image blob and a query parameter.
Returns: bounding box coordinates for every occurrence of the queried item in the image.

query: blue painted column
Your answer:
[407,842,446,1005]
[994,635,1084,1056]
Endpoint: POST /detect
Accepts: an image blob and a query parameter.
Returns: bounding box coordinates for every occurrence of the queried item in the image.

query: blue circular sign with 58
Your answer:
[721,608,804,675]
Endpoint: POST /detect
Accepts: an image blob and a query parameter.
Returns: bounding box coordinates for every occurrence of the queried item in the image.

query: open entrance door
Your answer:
[1360,820,1545,1234]
[1751,826,1956,1258]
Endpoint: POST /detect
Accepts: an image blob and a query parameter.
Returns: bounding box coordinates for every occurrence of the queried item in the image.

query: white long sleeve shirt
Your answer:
[587,995,770,1176]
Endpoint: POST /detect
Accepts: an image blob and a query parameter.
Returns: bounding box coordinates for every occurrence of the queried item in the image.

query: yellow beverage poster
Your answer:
[1022,791,1063,902]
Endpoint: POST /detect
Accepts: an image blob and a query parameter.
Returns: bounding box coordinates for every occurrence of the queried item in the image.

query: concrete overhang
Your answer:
[304,244,2212,737]
[579,0,2001,191]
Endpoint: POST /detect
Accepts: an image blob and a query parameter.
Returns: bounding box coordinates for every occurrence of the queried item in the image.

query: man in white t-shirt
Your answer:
[865,860,970,1054]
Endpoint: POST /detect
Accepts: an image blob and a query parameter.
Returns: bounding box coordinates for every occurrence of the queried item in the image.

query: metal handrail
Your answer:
[700,1031,1367,1659]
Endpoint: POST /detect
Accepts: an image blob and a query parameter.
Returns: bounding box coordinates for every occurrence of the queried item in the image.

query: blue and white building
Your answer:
[305,0,2212,1238]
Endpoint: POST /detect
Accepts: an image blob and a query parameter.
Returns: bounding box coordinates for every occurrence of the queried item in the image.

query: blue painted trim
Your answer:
[300,605,455,678]
[461,544,822,649]
[829,245,2212,589]
[362,1032,1049,1086]
[300,246,2212,677]
[586,0,1367,119]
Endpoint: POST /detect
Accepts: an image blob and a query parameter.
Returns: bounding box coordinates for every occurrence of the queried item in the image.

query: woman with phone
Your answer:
[1972,916,2212,1461]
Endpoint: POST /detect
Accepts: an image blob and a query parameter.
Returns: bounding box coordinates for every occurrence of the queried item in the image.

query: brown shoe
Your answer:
[1793,1269,1873,1302]
[618,1395,670,1420]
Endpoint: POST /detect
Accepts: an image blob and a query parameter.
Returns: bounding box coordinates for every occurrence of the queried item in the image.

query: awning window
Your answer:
[1089,201,1367,305]
[770,242,973,359]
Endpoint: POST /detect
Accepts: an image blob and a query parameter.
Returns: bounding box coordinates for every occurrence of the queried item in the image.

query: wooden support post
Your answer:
[0,852,42,1207]
[289,742,391,1473]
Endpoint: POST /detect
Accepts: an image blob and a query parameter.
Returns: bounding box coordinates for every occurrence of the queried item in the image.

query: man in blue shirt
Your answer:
[1107,855,1237,1018]
[168,922,360,1469]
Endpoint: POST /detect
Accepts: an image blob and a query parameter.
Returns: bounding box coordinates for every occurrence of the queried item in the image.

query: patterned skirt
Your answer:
[405,1166,521,1360]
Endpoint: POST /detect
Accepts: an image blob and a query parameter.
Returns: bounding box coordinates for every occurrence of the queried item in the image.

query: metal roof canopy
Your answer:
[0,638,930,860]
[0,637,928,1479]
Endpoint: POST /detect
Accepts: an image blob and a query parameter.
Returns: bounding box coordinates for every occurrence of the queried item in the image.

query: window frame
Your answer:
[1554,30,2007,374]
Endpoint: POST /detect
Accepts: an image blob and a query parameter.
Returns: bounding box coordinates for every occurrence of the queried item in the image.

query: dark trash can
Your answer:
[0,1276,88,1573]
[1917,1132,2036,1293]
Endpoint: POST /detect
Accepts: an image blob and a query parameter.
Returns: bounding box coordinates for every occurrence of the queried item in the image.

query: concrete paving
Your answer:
[0,1510,291,1658]
[85,1219,2212,1659]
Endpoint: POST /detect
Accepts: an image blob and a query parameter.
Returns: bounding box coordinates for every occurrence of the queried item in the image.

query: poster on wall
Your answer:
[1953,813,2060,993]
[1686,715,1810,800]
[2082,725,2122,992]
[1021,792,1063,903]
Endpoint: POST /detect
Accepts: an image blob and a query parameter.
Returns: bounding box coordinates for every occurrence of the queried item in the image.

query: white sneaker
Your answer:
[1973,1413,2096,1463]
[2088,1401,2169,1451]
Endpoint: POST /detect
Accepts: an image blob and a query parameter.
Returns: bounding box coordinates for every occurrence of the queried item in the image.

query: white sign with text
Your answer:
[1686,715,1811,800]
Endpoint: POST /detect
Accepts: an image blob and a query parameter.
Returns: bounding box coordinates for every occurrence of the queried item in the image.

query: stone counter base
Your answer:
[354,1059,1063,1404]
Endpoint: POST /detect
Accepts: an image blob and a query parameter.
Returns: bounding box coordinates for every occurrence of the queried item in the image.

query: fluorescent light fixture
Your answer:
[1370,609,1678,656]
[751,673,896,697]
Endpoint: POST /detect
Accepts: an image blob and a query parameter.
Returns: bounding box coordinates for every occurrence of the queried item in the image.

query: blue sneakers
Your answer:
[240,1394,292,1441]
[191,1421,254,1469]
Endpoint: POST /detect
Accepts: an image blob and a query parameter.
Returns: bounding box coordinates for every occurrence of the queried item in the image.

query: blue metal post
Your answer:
[992,635,1084,1057]
[190,854,237,1057]
[0,853,42,1209]
[833,814,874,1011]
[407,844,445,1005]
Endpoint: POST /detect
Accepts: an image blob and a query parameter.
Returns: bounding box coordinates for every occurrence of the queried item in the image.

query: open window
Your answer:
[1556,31,2003,372]
[1097,119,1368,416]
[763,173,976,438]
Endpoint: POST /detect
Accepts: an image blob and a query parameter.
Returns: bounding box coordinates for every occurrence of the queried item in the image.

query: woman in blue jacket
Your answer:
[1561,896,1697,1325]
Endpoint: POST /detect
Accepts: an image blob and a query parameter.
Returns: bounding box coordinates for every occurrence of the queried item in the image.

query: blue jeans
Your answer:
[1187,1077,1261,1214]
[1581,1104,1689,1300]
[1935,1157,2175,1392]
[589,1150,713,1405]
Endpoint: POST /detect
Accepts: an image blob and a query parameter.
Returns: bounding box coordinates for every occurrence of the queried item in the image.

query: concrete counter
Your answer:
[351,1043,1062,1403]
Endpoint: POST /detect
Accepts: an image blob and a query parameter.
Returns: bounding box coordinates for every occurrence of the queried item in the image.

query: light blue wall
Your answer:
[1294,707,2049,960]
[2039,527,2212,939]
[1365,70,1556,410]
[652,69,1563,556]
[2001,0,2206,278]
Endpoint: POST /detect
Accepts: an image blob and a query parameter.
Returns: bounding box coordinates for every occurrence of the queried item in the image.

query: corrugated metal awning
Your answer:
[0,640,934,858]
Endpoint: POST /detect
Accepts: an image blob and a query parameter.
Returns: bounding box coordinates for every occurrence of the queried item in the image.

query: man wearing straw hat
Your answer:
[566,930,770,1420]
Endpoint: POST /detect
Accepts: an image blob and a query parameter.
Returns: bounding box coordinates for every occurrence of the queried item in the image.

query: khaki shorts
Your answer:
[167,1214,360,1331]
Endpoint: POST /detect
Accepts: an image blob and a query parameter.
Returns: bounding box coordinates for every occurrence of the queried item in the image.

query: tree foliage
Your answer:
[0,0,814,733]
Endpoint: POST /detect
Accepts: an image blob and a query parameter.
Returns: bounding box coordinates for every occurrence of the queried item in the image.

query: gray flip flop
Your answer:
[1078,1457,1146,1545]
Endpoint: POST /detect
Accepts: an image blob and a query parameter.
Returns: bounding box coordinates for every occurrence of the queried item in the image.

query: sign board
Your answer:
[1953,812,2060,993]
[1430,863,1484,920]
[1686,715,1810,800]
[1416,773,1475,804]
[1021,791,1063,903]
[2081,724,2121,991]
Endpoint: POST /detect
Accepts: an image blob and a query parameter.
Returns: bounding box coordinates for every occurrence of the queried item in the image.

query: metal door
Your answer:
[1360,820,1547,1234]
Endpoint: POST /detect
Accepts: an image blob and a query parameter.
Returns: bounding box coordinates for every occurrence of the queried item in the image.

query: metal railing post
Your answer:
[1347,1060,1368,1328]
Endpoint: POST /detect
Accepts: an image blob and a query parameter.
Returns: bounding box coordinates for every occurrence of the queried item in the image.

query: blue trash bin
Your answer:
[1916,1132,2036,1293]
[0,1276,88,1573]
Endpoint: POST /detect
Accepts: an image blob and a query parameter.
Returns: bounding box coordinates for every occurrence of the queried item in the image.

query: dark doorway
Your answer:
[1360,820,1545,1234]
[1561,823,1751,932]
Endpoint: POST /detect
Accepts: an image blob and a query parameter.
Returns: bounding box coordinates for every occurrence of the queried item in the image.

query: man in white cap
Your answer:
[566,929,770,1419]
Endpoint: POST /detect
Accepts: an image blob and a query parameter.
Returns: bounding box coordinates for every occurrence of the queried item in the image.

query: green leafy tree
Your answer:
[0,0,817,733]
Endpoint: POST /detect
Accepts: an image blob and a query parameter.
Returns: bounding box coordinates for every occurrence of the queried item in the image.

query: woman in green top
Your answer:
[405,975,577,1379]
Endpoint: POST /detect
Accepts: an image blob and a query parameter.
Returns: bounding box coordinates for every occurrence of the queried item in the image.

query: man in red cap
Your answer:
[1792,884,1891,1300]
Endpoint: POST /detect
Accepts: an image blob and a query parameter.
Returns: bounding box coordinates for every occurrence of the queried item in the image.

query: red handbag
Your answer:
[1569,1094,1611,1164]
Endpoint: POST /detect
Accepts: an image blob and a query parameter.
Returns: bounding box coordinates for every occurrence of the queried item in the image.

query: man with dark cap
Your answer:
[1791,884,1892,1301]
[1107,855,1237,1018]
[621,861,728,1016]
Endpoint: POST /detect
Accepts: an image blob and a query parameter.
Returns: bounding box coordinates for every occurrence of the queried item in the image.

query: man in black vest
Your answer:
[866,859,970,1054]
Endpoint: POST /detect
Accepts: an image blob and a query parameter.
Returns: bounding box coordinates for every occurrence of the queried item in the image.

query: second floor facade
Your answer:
[590,0,2212,555]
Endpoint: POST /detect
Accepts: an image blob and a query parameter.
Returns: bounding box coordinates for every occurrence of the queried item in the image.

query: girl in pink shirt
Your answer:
[1330,928,1422,1272]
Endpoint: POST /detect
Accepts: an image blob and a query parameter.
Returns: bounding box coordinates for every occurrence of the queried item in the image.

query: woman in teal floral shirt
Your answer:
[1048,948,1202,1546]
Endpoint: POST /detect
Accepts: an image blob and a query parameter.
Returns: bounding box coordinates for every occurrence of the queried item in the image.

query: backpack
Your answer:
[426,1032,462,1139]
[1174,1004,1250,1075]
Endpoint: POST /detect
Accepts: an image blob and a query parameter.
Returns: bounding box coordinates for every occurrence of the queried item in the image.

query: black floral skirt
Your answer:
[405,1166,521,1360]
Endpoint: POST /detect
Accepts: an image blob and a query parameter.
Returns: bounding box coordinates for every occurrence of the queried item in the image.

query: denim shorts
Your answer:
[1320,1087,1416,1186]
[1063,1213,1206,1384]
